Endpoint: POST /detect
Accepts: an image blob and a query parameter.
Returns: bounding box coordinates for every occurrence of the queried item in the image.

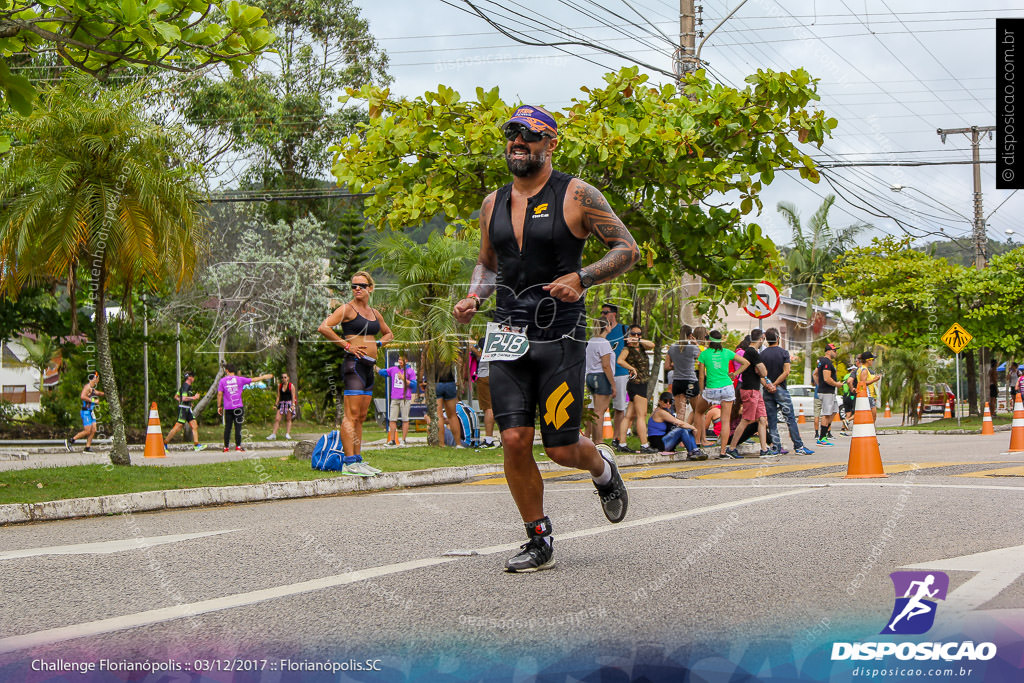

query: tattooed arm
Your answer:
[545,179,640,302]
[454,192,499,323]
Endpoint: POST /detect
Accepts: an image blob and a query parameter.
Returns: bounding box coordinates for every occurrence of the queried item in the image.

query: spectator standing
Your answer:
[602,303,632,452]
[585,318,617,444]
[814,343,843,446]
[1008,361,1020,407]
[727,330,772,458]
[617,325,656,454]
[165,371,206,451]
[379,353,416,446]
[989,359,1000,417]
[267,372,297,441]
[665,325,704,438]
[64,372,104,452]
[316,270,394,473]
[217,364,273,452]
[760,328,814,456]
[648,391,705,459]
[433,360,462,448]
[471,340,497,447]
[698,330,749,459]
[858,352,881,422]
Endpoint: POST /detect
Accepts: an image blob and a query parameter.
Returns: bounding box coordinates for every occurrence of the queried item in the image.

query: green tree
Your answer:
[331,67,835,294]
[370,231,475,446]
[179,0,388,223]
[0,78,209,465]
[18,333,56,399]
[331,210,370,283]
[778,194,869,383]
[0,0,273,129]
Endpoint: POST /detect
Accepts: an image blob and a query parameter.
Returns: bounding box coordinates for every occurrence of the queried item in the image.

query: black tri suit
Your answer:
[487,170,589,448]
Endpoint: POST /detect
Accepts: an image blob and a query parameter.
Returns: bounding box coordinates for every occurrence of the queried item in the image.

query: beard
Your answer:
[505,145,546,177]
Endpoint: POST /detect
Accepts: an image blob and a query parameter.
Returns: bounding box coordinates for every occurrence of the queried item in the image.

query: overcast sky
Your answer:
[348,0,1023,254]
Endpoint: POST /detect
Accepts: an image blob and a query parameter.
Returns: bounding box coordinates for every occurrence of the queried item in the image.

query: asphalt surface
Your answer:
[0,429,1022,681]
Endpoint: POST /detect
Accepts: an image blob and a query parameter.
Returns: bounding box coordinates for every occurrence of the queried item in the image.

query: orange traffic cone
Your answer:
[981,402,995,435]
[1009,398,1024,453]
[917,401,923,419]
[603,411,614,439]
[943,400,952,419]
[798,405,806,424]
[144,402,165,458]
[844,380,886,478]
[884,402,892,418]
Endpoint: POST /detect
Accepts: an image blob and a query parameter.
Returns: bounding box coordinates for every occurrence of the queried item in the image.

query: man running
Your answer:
[453,104,640,572]
[65,372,104,452]
[815,343,843,446]
[164,371,206,451]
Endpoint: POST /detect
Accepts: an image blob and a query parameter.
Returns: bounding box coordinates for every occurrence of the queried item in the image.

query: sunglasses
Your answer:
[600,310,612,315]
[351,283,370,290]
[628,332,641,337]
[503,124,549,143]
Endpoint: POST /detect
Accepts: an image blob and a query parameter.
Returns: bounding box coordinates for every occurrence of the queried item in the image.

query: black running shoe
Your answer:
[504,536,555,573]
[594,443,628,523]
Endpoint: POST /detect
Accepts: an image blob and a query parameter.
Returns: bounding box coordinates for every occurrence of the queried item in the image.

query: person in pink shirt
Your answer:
[217,364,272,452]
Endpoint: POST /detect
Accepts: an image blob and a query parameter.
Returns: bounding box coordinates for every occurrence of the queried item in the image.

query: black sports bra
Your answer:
[340,309,381,337]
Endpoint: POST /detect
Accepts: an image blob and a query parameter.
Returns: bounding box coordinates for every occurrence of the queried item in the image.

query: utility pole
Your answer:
[937,125,995,269]
[937,124,995,416]
[676,0,698,77]
[676,1,702,325]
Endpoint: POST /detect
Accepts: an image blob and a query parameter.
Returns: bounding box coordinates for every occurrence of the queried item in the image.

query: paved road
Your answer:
[0,431,1022,681]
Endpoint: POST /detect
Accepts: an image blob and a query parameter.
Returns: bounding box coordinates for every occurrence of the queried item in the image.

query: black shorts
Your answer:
[176,406,194,424]
[626,380,648,401]
[488,333,586,448]
[990,383,999,399]
[342,353,376,396]
[672,379,699,399]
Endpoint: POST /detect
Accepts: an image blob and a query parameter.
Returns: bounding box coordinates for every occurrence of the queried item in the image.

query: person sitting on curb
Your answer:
[647,392,706,460]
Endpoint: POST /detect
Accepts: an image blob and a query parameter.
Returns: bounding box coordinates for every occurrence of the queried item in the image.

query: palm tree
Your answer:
[778,195,870,383]
[19,334,58,402]
[371,231,475,446]
[877,346,933,425]
[0,77,206,465]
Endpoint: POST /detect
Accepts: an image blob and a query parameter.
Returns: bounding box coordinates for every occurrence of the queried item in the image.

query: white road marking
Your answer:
[903,543,1024,613]
[0,489,816,654]
[0,530,241,561]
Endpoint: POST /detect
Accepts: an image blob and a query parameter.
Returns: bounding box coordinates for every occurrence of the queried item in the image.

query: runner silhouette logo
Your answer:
[881,571,949,635]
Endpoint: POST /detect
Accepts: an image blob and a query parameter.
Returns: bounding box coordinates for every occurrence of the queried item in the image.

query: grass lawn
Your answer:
[879,415,1013,431]
[0,446,552,506]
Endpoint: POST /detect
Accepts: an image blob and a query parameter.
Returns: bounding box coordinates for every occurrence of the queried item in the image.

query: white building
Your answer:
[0,338,46,413]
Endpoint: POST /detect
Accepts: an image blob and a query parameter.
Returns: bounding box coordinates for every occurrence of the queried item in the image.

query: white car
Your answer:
[780,384,816,422]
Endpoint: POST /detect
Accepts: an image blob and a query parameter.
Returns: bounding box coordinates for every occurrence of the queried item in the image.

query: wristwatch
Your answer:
[577,269,596,289]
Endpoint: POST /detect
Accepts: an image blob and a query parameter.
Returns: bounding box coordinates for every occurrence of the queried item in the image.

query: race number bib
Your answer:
[481,322,529,362]
[394,375,405,390]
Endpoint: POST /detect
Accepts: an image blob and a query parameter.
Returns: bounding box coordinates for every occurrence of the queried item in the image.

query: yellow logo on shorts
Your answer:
[544,381,574,429]
[533,203,549,214]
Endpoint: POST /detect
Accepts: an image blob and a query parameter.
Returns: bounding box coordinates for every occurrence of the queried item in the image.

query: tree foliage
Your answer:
[0,0,273,128]
[178,0,387,221]
[0,77,209,464]
[331,66,836,291]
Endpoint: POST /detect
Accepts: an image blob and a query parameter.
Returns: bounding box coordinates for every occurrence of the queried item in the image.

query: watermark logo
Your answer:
[882,571,949,635]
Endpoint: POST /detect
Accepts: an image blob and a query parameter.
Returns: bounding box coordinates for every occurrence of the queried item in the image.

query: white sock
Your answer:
[592,458,612,486]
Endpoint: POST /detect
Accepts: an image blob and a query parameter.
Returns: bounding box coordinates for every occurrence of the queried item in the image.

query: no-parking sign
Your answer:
[743,280,780,319]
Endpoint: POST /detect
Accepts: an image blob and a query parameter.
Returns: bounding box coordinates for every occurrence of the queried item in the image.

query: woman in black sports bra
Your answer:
[317,271,393,468]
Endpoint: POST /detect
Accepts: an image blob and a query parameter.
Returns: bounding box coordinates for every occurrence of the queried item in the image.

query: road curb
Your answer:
[0,452,683,526]
[879,425,1012,435]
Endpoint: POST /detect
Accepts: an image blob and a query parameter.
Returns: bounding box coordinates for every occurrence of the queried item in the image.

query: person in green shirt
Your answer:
[698,330,750,459]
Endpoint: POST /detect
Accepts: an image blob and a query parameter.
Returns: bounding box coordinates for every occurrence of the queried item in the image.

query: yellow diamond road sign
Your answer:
[941,323,972,354]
